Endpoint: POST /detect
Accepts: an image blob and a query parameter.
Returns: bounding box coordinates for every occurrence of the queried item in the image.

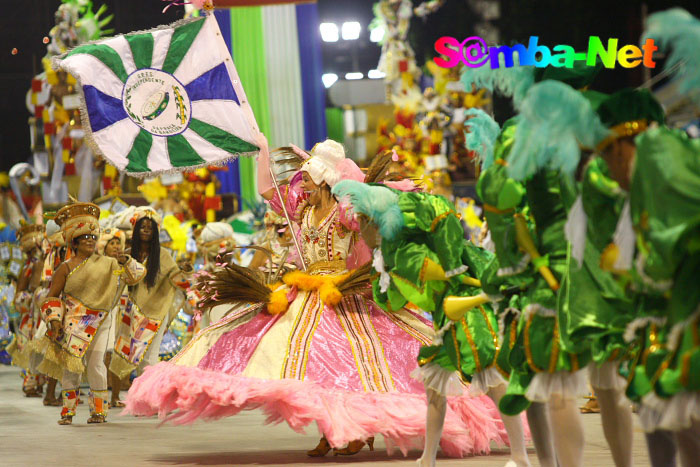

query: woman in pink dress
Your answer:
[126,141,508,458]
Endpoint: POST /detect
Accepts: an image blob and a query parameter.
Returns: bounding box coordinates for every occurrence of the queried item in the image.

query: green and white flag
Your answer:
[54,14,260,176]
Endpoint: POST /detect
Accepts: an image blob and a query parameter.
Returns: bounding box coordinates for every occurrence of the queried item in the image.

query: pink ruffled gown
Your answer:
[126,178,508,457]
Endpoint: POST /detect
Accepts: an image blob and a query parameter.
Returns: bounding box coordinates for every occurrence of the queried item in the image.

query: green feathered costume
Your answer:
[624,123,700,431]
[477,116,590,416]
[332,182,507,395]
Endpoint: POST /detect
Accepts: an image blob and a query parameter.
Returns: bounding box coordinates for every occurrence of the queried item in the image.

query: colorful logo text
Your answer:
[434,36,658,69]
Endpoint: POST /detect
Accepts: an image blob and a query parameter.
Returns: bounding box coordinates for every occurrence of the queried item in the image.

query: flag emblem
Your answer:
[123,69,191,136]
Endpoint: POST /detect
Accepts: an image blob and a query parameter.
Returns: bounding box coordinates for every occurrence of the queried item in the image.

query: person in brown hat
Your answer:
[39,202,146,425]
[7,222,45,397]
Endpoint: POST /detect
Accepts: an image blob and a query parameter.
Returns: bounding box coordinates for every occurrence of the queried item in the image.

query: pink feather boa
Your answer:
[125,362,511,457]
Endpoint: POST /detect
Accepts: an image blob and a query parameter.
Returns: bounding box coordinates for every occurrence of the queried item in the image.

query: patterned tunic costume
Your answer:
[126,174,509,457]
[110,246,190,379]
[38,202,146,422]
[40,255,146,378]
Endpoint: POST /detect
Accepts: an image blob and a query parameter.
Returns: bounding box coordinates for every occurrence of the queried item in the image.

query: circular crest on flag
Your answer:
[122,68,191,136]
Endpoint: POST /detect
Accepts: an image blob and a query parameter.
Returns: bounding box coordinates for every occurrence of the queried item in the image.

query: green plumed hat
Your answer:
[596,88,665,150]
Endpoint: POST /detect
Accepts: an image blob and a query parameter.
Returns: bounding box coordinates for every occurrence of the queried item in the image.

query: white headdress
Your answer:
[300,139,364,187]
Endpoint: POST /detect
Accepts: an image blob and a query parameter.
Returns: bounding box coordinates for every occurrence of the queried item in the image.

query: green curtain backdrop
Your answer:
[325,107,345,145]
[230,7,270,206]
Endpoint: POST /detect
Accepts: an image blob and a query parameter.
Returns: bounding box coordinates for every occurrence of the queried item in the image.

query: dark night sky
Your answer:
[1,0,698,170]
[0,0,185,172]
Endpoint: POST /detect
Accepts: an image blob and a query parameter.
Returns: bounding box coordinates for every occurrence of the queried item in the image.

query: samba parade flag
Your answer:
[53,14,260,176]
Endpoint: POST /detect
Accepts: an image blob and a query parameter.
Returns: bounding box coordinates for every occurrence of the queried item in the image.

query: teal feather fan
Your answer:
[461,55,535,108]
[507,81,610,181]
[464,108,501,170]
[332,181,405,240]
[643,8,700,104]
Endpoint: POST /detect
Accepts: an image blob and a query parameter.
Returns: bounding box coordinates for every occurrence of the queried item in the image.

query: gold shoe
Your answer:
[57,415,72,425]
[307,437,332,457]
[87,414,107,424]
[333,437,375,456]
[580,397,600,414]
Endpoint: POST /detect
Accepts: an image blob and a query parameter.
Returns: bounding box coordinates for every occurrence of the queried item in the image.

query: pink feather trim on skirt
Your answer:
[125,362,510,457]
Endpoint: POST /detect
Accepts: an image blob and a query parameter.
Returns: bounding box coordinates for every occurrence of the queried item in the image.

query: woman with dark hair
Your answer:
[109,207,192,380]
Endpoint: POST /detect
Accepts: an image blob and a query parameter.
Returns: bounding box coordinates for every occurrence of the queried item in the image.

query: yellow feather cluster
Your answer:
[266,282,289,315]
[282,271,350,307]
[599,243,619,272]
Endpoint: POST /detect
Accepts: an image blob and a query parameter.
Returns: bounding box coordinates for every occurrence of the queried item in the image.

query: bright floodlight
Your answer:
[320,23,339,42]
[370,26,385,43]
[345,72,363,80]
[341,22,361,40]
[322,73,338,88]
[368,69,386,79]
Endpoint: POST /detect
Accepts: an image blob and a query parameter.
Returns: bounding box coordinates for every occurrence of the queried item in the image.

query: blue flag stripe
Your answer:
[184,62,239,104]
[83,85,128,133]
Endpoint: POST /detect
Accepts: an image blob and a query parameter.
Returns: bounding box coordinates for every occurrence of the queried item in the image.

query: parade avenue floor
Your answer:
[0,365,651,466]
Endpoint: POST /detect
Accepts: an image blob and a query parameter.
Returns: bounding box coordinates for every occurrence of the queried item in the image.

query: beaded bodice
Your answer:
[300,204,353,272]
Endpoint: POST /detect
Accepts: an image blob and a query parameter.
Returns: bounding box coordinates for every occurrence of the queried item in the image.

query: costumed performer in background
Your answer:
[109,207,193,380]
[40,202,145,424]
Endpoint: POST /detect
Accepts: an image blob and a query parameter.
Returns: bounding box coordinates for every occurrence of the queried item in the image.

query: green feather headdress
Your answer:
[332,181,404,240]
[507,81,610,181]
[463,108,501,170]
[643,8,700,104]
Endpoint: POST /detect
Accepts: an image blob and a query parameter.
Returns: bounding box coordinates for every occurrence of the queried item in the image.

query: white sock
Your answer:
[417,387,447,467]
[548,394,585,467]
[526,402,557,467]
[594,386,633,467]
[487,383,531,467]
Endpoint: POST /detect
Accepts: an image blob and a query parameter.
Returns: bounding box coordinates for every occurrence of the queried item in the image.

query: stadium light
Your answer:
[322,73,339,88]
[320,23,339,42]
[341,22,361,41]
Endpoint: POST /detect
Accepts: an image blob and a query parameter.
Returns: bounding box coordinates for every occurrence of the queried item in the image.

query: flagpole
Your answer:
[268,163,307,271]
[204,5,305,270]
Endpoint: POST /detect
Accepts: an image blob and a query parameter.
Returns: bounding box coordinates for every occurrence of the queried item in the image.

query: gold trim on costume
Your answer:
[430,211,456,232]
[418,353,438,366]
[335,295,395,392]
[451,326,466,382]
[548,318,561,373]
[281,292,319,379]
[596,119,649,152]
[307,260,346,274]
[478,305,502,371]
[680,352,692,387]
[524,313,539,372]
[383,309,433,346]
[482,204,515,215]
[460,316,482,373]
